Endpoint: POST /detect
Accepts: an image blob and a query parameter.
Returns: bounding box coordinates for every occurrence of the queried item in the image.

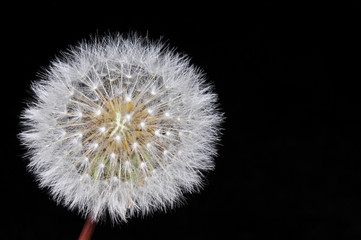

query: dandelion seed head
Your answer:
[19,33,223,223]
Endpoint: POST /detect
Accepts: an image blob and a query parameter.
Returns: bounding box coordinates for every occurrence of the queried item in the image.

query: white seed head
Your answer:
[19,33,223,223]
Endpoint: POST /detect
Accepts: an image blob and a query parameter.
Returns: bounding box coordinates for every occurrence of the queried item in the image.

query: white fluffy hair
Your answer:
[19,33,223,223]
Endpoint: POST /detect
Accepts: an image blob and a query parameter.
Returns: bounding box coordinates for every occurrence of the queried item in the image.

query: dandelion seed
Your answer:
[95,109,102,116]
[98,126,106,133]
[140,162,147,169]
[114,135,121,142]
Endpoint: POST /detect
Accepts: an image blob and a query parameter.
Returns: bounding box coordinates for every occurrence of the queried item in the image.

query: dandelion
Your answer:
[19,33,223,239]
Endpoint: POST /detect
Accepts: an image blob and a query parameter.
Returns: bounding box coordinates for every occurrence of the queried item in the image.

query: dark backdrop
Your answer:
[3,2,360,239]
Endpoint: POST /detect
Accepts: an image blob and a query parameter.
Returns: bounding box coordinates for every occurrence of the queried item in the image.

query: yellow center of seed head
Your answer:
[79,97,157,182]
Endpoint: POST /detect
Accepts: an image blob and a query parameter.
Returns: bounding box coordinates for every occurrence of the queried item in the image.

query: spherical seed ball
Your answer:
[19,33,223,223]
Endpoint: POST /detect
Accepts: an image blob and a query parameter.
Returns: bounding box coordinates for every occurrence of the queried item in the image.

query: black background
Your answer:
[3,2,361,239]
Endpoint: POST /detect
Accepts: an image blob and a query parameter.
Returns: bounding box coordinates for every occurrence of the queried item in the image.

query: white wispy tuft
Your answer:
[19,33,223,223]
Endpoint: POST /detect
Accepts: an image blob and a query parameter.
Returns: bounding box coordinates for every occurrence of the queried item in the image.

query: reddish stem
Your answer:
[78,216,97,240]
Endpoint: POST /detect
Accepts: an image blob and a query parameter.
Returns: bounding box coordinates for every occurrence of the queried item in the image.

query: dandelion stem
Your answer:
[78,216,97,240]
